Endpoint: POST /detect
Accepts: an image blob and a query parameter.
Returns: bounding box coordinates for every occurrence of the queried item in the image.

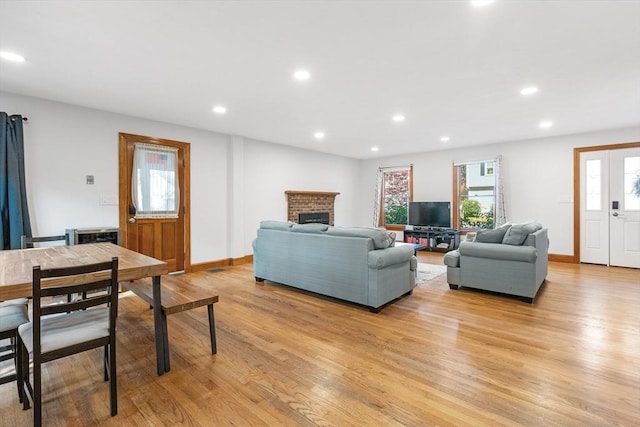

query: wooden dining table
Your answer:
[0,243,171,375]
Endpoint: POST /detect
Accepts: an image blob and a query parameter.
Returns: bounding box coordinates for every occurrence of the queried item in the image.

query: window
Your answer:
[378,165,413,228]
[585,159,602,211]
[480,162,495,176]
[132,143,180,218]
[453,161,496,230]
[624,155,640,210]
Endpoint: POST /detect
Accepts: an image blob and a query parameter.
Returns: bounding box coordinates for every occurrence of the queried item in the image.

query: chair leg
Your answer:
[19,338,31,411]
[207,304,217,355]
[109,341,117,416]
[103,345,109,381]
[34,356,42,427]
[14,336,23,403]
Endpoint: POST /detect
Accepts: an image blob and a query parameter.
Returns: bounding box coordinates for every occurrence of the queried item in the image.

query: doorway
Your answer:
[578,144,640,268]
[118,133,191,272]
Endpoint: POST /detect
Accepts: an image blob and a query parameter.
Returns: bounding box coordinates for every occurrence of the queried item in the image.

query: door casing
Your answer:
[573,141,640,264]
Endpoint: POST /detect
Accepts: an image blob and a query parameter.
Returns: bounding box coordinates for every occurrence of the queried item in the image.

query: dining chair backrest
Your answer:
[20,234,67,249]
[18,257,120,426]
[31,259,119,359]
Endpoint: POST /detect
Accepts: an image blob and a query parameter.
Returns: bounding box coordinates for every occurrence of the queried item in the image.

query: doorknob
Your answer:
[611,212,619,217]
[128,217,136,223]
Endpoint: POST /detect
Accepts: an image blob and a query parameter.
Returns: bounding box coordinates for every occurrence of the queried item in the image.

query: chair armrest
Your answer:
[367,245,414,268]
[459,241,537,263]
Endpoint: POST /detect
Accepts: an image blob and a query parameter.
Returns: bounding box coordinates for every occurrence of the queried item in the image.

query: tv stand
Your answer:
[403,226,459,252]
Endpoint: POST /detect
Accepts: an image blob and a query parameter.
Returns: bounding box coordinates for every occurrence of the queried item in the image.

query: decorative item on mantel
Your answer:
[285,190,340,226]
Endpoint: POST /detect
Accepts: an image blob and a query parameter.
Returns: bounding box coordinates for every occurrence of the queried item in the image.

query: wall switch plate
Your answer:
[99,195,118,206]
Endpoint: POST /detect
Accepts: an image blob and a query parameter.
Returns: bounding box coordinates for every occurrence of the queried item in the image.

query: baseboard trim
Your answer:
[191,255,253,272]
[549,253,578,263]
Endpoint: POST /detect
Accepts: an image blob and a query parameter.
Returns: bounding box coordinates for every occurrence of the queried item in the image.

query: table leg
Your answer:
[152,275,166,375]
[207,303,217,354]
[162,310,170,371]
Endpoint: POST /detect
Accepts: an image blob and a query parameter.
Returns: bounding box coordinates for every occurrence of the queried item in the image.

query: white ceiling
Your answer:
[1,0,639,159]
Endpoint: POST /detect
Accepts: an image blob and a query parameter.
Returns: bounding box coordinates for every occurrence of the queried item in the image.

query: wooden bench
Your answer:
[125,276,218,371]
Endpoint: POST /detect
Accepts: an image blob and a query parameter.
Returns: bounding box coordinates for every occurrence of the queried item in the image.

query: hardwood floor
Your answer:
[1,253,638,426]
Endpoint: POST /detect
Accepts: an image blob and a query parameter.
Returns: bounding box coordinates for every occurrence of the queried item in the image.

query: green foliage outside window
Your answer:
[633,175,640,197]
[461,199,494,229]
[385,204,407,225]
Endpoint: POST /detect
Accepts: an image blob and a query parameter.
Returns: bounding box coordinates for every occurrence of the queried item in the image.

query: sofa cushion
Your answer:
[260,220,293,231]
[502,221,543,245]
[291,223,329,233]
[475,224,511,243]
[387,231,396,247]
[326,226,391,249]
[459,241,538,263]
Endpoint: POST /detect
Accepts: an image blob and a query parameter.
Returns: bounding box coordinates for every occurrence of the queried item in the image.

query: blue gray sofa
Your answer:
[252,221,417,311]
[443,222,549,303]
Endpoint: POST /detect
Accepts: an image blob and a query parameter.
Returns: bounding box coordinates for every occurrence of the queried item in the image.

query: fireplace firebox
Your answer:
[299,212,330,225]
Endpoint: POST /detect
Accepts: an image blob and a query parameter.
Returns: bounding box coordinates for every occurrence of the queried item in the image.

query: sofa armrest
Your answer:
[458,241,537,263]
[367,245,414,268]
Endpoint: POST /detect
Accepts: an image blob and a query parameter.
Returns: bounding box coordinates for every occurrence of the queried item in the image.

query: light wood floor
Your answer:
[1,253,638,426]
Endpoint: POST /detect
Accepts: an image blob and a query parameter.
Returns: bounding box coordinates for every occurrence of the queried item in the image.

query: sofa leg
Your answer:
[369,307,381,313]
[522,297,534,304]
[448,284,458,290]
[255,277,265,283]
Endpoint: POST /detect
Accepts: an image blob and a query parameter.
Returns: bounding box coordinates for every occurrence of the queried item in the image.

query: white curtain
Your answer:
[494,155,507,227]
[132,143,180,218]
[373,168,384,227]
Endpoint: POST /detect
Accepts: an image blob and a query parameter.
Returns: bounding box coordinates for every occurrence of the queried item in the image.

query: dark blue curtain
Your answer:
[0,112,32,249]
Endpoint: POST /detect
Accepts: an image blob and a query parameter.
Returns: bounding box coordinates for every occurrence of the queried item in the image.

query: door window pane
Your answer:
[132,144,180,218]
[585,159,601,211]
[624,156,640,210]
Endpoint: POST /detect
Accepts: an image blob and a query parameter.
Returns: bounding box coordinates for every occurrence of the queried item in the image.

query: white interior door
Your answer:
[609,148,640,268]
[580,147,640,268]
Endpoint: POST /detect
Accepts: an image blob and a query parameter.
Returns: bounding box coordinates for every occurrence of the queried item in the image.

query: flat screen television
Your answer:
[408,202,451,228]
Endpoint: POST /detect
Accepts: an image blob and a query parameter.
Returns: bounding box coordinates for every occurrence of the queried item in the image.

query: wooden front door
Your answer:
[118,133,190,272]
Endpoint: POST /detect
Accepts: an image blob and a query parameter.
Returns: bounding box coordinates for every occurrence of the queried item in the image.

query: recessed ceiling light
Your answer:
[371,147,379,152]
[440,136,451,142]
[392,114,405,123]
[293,70,310,81]
[212,105,227,114]
[314,131,325,140]
[520,86,539,96]
[539,120,553,129]
[471,0,495,7]
[0,51,26,63]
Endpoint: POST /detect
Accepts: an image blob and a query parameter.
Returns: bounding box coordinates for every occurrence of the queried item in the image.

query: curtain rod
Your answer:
[9,115,28,122]
[378,163,412,171]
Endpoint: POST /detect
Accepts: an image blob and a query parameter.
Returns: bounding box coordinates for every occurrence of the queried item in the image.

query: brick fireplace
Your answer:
[285,190,340,226]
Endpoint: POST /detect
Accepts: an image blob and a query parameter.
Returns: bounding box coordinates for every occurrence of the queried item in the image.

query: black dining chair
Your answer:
[17,257,119,427]
[0,298,30,402]
[20,234,67,249]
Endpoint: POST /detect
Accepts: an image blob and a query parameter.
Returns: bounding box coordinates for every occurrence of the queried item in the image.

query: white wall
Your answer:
[242,138,361,254]
[4,91,638,259]
[0,91,361,263]
[359,126,640,255]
